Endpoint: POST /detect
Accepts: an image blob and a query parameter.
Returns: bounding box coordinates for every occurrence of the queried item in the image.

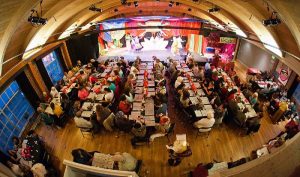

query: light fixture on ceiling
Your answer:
[263,12,281,26]
[89,5,102,12]
[114,8,119,12]
[175,2,180,6]
[169,1,174,7]
[208,7,220,13]
[28,0,47,26]
[121,0,127,5]
[134,1,138,7]
[188,8,192,12]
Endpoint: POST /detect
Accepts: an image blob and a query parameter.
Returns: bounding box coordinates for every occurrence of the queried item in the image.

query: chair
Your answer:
[78,126,94,138]
[165,123,175,142]
[214,108,227,128]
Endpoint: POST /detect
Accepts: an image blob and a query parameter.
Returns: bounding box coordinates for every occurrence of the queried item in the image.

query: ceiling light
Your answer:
[188,8,192,12]
[121,0,127,5]
[134,1,138,7]
[262,18,281,26]
[114,8,118,12]
[89,5,102,12]
[28,16,47,25]
[208,7,220,13]
[169,1,174,7]
[175,2,180,6]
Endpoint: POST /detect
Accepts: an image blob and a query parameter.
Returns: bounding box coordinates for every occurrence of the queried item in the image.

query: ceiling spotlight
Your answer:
[121,0,127,5]
[188,8,192,11]
[193,0,199,2]
[89,5,102,12]
[169,1,174,7]
[134,1,138,7]
[175,2,180,6]
[208,7,220,13]
[263,18,281,26]
[127,2,131,6]
[114,8,118,12]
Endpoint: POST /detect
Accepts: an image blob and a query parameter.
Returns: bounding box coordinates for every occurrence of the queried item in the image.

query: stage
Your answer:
[98,48,208,63]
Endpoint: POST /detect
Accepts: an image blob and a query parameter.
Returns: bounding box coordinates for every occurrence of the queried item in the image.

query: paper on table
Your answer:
[176,134,186,141]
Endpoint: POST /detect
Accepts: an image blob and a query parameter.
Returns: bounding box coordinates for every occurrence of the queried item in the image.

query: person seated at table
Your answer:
[233,75,241,87]
[90,59,98,68]
[74,111,93,129]
[249,92,259,105]
[50,102,64,127]
[131,122,148,146]
[204,60,211,71]
[227,89,237,102]
[107,79,116,93]
[119,95,132,115]
[119,56,128,68]
[103,87,114,103]
[228,100,247,126]
[245,116,262,135]
[37,107,54,127]
[259,83,271,94]
[285,100,297,119]
[95,104,111,124]
[180,90,191,107]
[8,136,21,161]
[204,81,214,96]
[150,115,171,142]
[123,88,134,103]
[114,111,135,132]
[210,92,222,109]
[69,83,79,100]
[77,70,88,84]
[76,60,82,68]
[193,111,215,130]
[50,87,59,98]
[78,86,89,101]
[130,64,139,78]
[111,70,121,85]
[271,100,288,123]
[170,70,181,85]
[156,81,167,95]
[7,161,25,177]
[31,163,47,177]
[71,148,94,165]
[124,74,135,93]
[175,76,184,89]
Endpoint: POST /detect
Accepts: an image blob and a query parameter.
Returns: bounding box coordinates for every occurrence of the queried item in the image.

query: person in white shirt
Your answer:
[205,60,211,71]
[174,76,184,89]
[74,112,93,129]
[31,163,47,177]
[193,110,215,132]
[50,87,59,98]
[104,88,114,102]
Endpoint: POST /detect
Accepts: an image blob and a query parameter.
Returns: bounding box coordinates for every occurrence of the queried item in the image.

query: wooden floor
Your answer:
[35,62,287,177]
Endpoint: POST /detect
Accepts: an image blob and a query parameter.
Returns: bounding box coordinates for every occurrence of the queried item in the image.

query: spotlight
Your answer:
[263,18,281,26]
[114,8,118,12]
[127,2,131,6]
[188,8,192,12]
[28,16,47,25]
[208,7,220,13]
[121,0,127,5]
[139,10,143,13]
[134,1,138,7]
[169,1,174,7]
[175,2,180,6]
[89,5,102,12]
[193,0,199,2]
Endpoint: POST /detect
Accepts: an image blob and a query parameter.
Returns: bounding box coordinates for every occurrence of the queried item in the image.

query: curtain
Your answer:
[36,58,53,90]
[66,33,100,65]
[15,72,40,108]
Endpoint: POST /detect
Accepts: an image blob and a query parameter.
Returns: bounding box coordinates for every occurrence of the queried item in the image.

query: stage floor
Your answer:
[98,48,208,62]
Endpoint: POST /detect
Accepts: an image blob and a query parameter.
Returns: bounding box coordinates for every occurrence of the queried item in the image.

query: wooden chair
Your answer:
[196,127,212,138]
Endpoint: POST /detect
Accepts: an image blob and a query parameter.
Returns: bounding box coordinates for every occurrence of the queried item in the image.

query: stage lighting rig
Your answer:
[262,12,281,26]
[89,5,102,12]
[28,0,47,26]
[208,7,220,13]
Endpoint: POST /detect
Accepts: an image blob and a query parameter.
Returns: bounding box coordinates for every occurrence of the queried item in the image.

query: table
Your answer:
[81,111,94,118]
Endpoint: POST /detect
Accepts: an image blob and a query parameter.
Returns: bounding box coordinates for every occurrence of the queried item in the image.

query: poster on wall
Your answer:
[276,62,291,86]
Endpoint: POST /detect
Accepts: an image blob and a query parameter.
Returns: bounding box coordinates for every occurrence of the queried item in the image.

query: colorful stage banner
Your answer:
[276,62,291,86]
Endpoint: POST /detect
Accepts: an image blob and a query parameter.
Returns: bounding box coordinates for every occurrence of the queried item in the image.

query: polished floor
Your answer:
[36,61,286,177]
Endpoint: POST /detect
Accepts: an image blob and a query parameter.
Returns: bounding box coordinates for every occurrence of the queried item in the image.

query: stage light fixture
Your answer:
[28,15,47,25]
[134,1,138,7]
[89,5,102,12]
[169,1,174,7]
[114,8,119,12]
[175,2,180,6]
[208,7,220,13]
[121,0,127,5]
[188,8,192,11]
[262,18,281,26]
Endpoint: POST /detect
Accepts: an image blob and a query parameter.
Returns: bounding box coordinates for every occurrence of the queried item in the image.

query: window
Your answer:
[0,81,35,154]
[42,51,64,85]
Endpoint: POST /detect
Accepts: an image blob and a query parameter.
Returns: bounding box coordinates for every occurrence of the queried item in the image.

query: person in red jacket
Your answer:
[118,95,131,115]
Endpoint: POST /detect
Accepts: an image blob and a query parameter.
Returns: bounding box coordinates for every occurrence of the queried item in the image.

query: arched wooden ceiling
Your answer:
[0,0,300,75]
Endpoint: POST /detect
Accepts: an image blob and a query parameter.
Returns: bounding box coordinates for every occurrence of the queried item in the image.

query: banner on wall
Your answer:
[219,37,236,44]
[276,62,291,86]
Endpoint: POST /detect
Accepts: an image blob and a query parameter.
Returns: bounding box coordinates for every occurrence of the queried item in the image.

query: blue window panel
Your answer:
[0,98,5,109]
[42,51,64,85]
[5,88,13,98]
[10,81,19,92]
[0,139,5,150]
[2,130,9,142]
[0,121,4,130]
[1,93,9,104]
[6,121,15,130]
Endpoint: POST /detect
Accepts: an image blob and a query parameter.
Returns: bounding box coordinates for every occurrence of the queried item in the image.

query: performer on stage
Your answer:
[171,36,179,56]
[125,33,132,51]
[131,36,143,52]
